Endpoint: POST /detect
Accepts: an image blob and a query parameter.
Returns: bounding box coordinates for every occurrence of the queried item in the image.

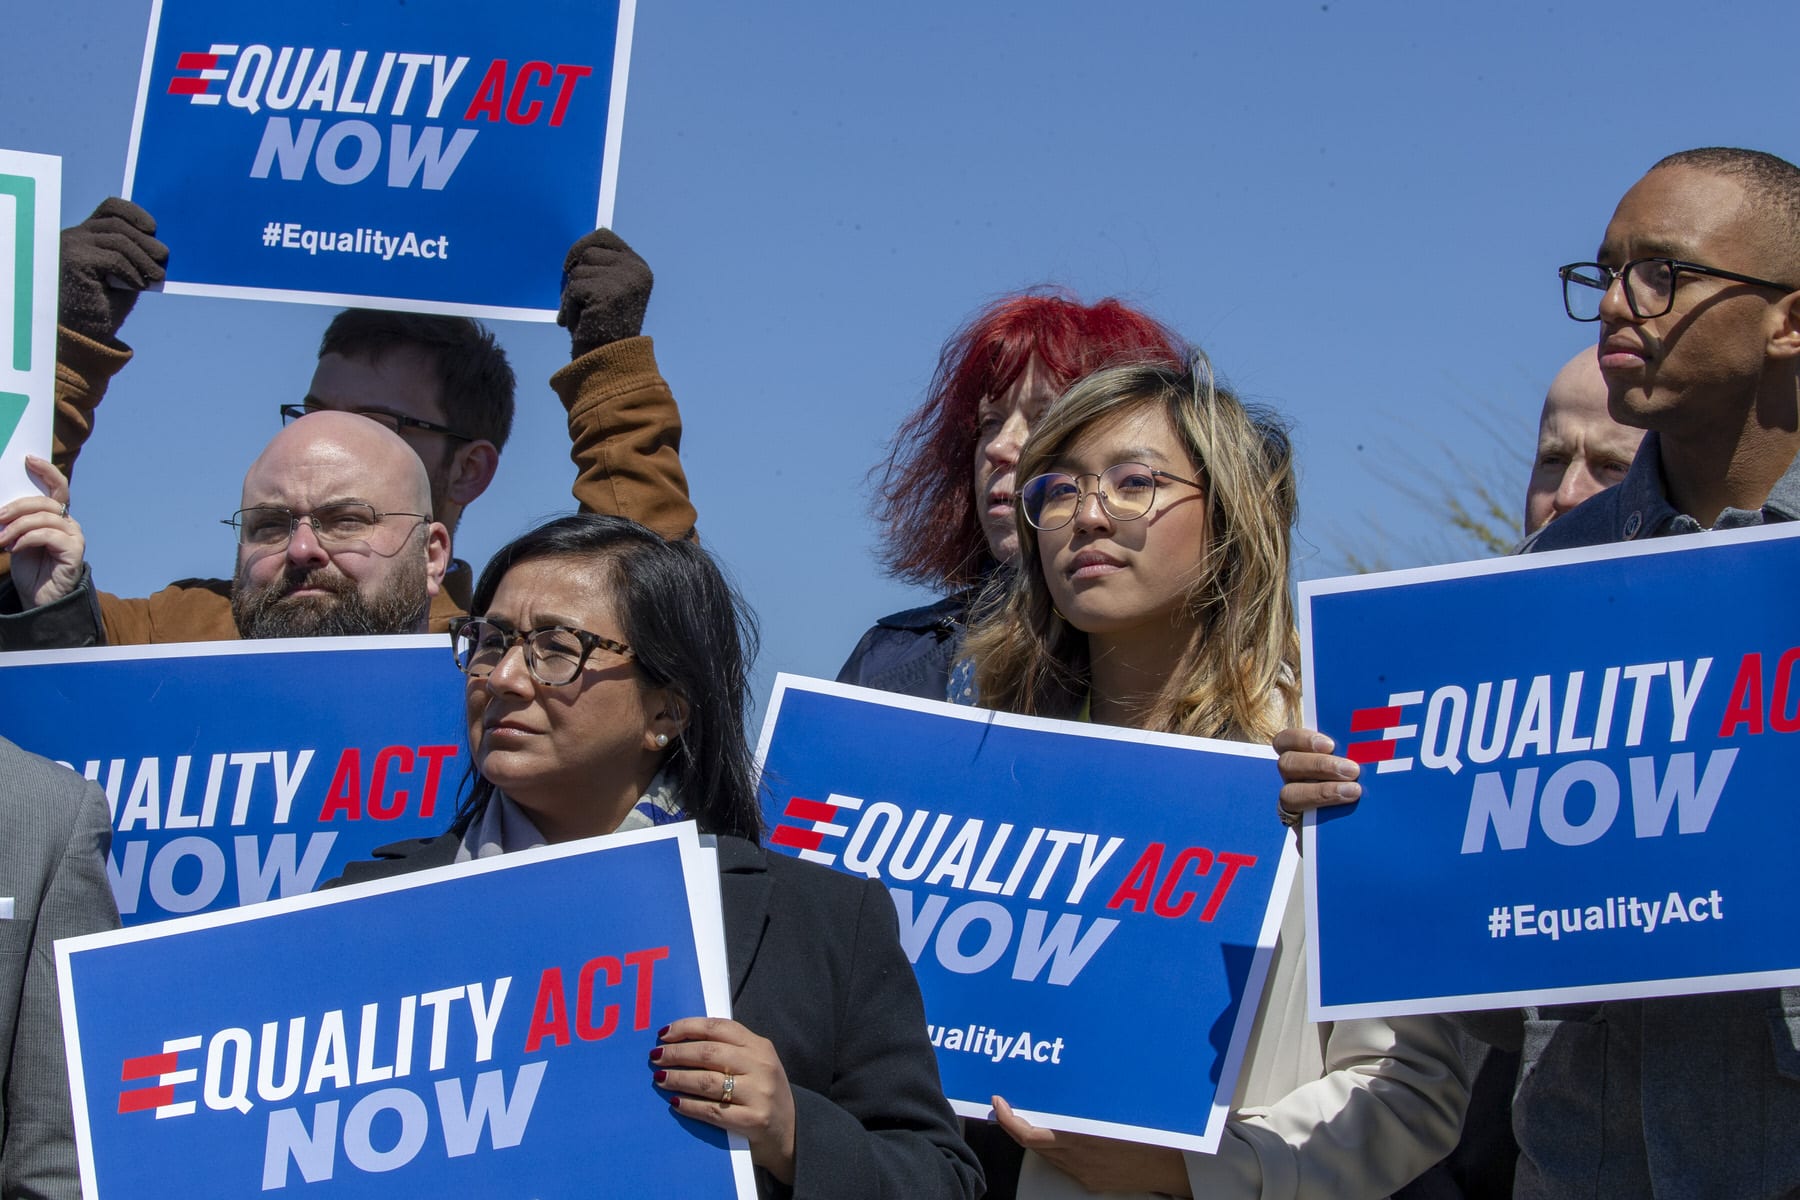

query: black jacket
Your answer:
[835,589,978,701]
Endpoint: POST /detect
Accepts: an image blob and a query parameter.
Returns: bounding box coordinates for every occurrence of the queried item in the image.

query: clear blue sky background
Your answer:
[5,1,1795,710]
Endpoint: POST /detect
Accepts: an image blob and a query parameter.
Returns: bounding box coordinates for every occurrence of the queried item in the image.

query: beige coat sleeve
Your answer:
[1182,881,1468,1199]
[1018,879,1470,1200]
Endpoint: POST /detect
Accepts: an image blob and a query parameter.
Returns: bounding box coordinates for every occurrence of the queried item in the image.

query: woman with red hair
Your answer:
[838,291,1185,699]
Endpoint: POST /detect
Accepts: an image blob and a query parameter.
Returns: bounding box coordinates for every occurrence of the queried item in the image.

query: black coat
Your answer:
[333,832,982,1200]
[835,590,976,701]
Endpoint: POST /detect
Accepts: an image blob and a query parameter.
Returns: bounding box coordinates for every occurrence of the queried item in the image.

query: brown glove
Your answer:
[557,228,653,360]
[59,198,168,344]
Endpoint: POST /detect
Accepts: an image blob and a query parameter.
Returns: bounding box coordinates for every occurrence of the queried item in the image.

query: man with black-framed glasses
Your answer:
[1278,147,1800,1198]
[1513,147,1800,1198]
[1527,149,1800,553]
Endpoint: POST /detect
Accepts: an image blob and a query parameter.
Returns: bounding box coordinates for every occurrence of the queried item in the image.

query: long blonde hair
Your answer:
[966,356,1300,741]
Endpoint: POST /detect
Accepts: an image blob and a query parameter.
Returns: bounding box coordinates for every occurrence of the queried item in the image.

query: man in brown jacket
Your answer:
[0,203,694,646]
[0,410,453,646]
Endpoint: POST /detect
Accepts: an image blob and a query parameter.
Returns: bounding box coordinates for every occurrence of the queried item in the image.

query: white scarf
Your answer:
[454,766,686,862]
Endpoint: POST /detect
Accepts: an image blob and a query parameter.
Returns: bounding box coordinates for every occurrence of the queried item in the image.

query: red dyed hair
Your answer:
[875,290,1186,589]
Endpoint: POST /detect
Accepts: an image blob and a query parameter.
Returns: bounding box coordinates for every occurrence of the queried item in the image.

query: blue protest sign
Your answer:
[123,0,635,319]
[1300,523,1800,1019]
[57,823,753,1198]
[0,636,465,924]
[752,676,1295,1153]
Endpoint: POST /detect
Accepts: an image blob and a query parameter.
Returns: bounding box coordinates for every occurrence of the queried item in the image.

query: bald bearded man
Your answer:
[0,413,452,647]
[1523,347,1645,533]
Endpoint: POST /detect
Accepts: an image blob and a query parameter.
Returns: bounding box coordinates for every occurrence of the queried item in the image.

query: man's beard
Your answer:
[231,560,429,639]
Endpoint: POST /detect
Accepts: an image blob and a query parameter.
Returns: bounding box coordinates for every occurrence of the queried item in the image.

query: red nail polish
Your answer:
[667,1095,681,1109]
[649,1046,664,1062]
[657,1024,671,1038]
[653,1070,666,1083]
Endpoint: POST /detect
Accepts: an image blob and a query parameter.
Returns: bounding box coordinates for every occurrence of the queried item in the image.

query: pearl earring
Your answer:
[655,733,669,748]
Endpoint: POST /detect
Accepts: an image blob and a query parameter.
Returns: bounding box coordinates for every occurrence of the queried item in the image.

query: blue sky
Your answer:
[5,1,1795,707]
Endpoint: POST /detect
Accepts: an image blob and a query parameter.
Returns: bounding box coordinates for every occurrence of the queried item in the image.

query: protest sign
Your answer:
[752,675,1295,1153]
[0,148,58,502]
[0,636,464,925]
[57,822,754,1198]
[1300,523,1800,1019]
[123,0,636,319]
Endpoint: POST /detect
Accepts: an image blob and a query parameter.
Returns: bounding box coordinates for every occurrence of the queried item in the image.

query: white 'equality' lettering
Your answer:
[1413,659,1711,776]
[195,47,468,119]
[70,751,315,830]
[831,799,1122,909]
[174,977,513,1118]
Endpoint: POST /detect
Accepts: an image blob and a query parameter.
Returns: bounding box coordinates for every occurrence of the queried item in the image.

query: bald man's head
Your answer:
[1524,348,1646,533]
[229,412,450,639]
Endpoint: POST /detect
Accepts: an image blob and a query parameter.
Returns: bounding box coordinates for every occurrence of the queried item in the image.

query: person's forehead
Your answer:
[1542,376,1609,426]
[487,558,620,631]
[1054,405,1185,466]
[1538,401,1642,455]
[1600,166,1756,265]
[307,346,447,423]
[241,433,418,511]
[980,355,1058,413]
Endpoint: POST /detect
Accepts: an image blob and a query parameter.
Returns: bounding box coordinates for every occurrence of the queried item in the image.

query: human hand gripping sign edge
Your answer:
[652,1016,798,1185]
[1273,728,1363,825]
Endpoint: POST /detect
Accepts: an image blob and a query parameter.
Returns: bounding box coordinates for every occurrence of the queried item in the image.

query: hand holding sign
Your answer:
[58,198,167,346]
[654,1016,798,1185]
[0,456,83,608]
[991,1096,1190,1195]
[1273,727,1362,817]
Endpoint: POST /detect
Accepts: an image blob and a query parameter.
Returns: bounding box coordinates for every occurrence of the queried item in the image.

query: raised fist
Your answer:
[557,228,653,359]
[60,197,168,344]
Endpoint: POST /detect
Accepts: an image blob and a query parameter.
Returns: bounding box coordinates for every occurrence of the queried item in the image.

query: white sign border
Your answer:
[119,0,634,322]
[751,672,1299,1156]
[1298,521,1800,1021]
[56,820,754,1199]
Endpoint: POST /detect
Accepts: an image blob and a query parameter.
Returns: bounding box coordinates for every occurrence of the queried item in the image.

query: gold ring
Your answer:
[720,1073,735,1105]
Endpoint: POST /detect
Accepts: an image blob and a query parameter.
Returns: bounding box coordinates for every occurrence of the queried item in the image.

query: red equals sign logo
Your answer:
[166,45,236,104]
[117,1036,200,1118]
[769,794,863,866]
[1344,691,1421,773]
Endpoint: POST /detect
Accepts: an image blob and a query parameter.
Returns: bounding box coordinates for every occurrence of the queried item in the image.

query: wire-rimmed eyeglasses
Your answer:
[222,503,429,548]
[449,616,634,687]
[1559,258,1799,322]
[1018,462,1203,531]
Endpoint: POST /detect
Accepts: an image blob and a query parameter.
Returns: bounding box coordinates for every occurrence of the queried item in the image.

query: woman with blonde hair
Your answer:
[966,358,1468,1198]
[839,291,1184,701]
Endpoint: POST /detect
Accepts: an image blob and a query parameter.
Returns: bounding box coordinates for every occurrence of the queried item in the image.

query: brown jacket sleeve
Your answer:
[550,335,697,540]
[97,579,239,646]
[52,325,133,482]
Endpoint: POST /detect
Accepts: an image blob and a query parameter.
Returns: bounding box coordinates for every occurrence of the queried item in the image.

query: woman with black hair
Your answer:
[334,513,980,1199]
